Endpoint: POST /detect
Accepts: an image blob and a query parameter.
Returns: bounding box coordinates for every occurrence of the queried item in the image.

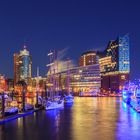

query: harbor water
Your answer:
[1,97,140,140]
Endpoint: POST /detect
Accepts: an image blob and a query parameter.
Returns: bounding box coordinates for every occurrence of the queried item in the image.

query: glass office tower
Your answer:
[14,46,32,85]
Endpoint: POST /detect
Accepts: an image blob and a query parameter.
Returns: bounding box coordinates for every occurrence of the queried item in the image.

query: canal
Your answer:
[0,97,140,140]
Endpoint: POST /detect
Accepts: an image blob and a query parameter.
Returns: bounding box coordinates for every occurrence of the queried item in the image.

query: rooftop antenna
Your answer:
[23,38,27,49]
[37,67,40,77]
[23,45,27,49]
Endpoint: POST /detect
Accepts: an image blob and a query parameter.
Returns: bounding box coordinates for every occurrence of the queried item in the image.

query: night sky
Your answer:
[0,0,139,79]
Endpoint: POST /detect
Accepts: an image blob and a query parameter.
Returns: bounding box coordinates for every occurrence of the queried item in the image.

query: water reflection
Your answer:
[1,97,140,140]
[116,101,140,140]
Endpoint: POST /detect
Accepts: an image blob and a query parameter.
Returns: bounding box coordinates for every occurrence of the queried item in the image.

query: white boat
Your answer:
[36,96,43,107]
[130,87,140,112]
[38,96,43,105]
[5,107,18,116]
[130,98,140,112]
[64,94,74,103]
[46,100,64,110]
[135,105,140,112]
[25,103,34,111]
[0,94,9,100]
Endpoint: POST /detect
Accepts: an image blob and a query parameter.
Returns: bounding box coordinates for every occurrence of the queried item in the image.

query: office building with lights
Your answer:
[50,64,101,96]
[98,34,130,93]
[79,51,98,66]
[0,75,7,93]
[14,46,32,85]
[47,51,101,96]
[71,64,101,96]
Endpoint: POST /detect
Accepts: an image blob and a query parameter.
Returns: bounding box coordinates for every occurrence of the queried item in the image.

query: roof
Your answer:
[81,50,96,56]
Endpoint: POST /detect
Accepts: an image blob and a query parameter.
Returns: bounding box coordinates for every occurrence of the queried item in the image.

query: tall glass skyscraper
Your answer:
[118,35,130,72]
[105,34,130,73]
[14,46,32,85]
[98,34,130,93]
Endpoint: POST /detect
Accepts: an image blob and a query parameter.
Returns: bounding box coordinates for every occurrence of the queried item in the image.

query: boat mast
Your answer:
[47,50,55,99]
[36,67,39,106]
[55,51,59,95]
[67,59,70,95]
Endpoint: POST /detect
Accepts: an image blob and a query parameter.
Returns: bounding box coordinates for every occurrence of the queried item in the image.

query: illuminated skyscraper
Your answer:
[98,34,130,93]
[14,46,32,85]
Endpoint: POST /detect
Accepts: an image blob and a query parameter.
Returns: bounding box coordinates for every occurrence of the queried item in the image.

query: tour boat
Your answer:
[46,99,64,110]
[64,94,74,103]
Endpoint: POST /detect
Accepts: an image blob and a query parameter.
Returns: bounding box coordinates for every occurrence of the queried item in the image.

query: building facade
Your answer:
[6,78,14,92]
[79,51,98,66]
[14,46,32,85]
[98,34,130,93]
[47,64,101,96]
[70,64,101,96]
[46,51,101,96]
[0,75,7,93]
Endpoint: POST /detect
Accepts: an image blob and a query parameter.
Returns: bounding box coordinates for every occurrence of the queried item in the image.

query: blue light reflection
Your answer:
[117,99,140,140]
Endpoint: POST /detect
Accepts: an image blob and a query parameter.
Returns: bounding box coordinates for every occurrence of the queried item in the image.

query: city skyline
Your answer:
[1,1,140,140]
[0,0,139,79]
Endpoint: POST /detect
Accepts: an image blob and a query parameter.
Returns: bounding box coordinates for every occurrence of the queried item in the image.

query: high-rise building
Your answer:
[79,51,98,66]
[98,34,130,93]
[14,46,32,85]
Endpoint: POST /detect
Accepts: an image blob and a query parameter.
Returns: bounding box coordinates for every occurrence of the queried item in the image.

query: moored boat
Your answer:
[46,99,64,110]
[122,88,134,104]
[64,94,74,103]
[130,87,140,112]
[25,103,34,111]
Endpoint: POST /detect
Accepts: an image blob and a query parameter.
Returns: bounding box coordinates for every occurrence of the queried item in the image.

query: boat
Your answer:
[64,94,74,103]
[44,94,64,110]
[122,88,134,104]
[46,99,64,110]
[45,50,64,110]
[130,97,140,112]
[35,96,43,108]
[130,87,140,112]
[25,103,34,111]
[0,94,9,100]
[4,107,18,116]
